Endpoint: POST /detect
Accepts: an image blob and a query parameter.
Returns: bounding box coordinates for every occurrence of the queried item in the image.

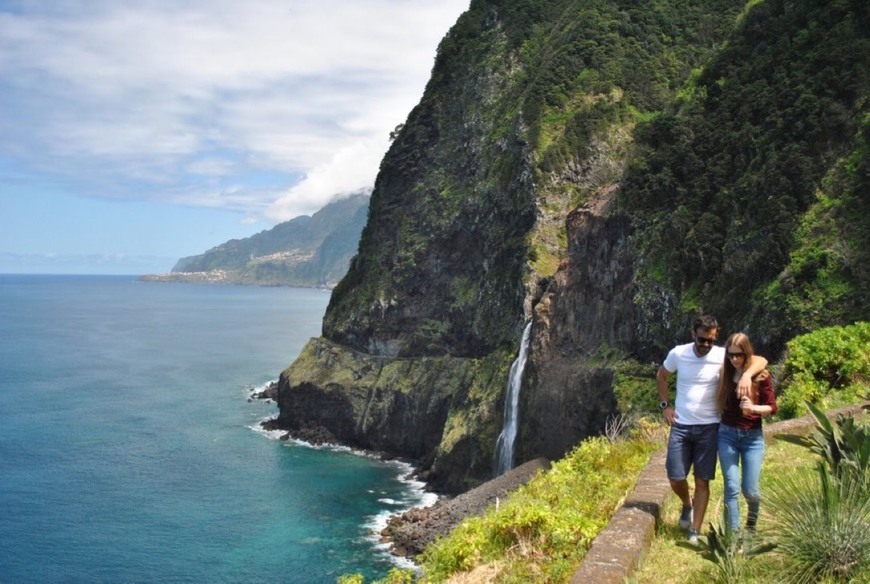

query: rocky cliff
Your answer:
[270,0,869,493]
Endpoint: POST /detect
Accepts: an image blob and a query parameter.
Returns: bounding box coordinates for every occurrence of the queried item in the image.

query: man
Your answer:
[656,315,767,543]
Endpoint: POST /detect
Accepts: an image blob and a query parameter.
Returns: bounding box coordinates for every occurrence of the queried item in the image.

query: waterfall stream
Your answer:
[494,321,532,476]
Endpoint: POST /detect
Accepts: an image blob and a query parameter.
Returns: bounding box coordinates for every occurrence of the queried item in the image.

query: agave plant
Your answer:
[798,401,870,488]
[766,464,870,583]
[765,401,870,582]
[677,505,775,584]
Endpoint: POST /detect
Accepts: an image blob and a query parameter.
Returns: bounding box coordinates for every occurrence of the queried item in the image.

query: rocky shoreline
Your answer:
[380,458,551,559]
[252,383,550,560]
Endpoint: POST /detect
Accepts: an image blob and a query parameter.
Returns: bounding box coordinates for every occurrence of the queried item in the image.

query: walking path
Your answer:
[569,402,868,584]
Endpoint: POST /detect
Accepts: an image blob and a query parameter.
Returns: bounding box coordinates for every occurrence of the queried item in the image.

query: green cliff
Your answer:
[271,0,869,493]
[143,193,369,288]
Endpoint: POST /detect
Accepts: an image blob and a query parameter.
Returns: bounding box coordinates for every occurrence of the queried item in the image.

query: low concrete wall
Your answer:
[569,402,868,584]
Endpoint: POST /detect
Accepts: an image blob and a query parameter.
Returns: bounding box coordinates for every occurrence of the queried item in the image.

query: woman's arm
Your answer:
[741,376,777,416]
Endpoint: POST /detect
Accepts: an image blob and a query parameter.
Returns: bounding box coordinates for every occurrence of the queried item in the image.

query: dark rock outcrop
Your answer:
[382,457,551,558]
[268,337,513,494]
[519,188,638,461]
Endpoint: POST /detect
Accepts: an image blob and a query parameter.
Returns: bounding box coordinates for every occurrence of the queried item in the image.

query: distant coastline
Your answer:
[138,271,337,288]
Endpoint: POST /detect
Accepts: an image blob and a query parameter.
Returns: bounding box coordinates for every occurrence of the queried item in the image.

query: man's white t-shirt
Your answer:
[662,343,725,425]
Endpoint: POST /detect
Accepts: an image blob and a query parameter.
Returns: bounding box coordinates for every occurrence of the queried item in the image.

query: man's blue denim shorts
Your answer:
[666,422,719,481]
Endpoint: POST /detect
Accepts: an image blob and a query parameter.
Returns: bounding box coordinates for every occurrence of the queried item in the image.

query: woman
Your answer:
[716,332,777,535]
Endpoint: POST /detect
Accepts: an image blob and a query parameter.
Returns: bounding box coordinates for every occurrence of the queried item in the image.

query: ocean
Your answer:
[0,275,433,584]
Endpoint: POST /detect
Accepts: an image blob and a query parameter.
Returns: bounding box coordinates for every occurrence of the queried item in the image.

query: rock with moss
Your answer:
[267,337,514,493]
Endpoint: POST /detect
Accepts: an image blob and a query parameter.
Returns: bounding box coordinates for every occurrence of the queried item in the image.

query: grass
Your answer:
[629,436,835,583]
[417,435,660,583]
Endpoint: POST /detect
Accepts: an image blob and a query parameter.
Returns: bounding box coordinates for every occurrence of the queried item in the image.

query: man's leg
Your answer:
[666,423,694,529]
[669,478,692,507]
[692,423,720,532]
[692,477,710,532]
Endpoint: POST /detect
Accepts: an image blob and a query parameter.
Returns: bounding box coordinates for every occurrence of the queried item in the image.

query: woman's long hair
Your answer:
[716,332,756,412]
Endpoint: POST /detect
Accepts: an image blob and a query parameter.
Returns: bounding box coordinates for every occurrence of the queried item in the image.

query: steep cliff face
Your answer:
[272,0,869,492]
[521,188,636,461]
[323,8,536,359]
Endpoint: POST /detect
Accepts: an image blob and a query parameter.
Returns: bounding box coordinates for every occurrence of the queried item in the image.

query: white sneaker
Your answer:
[688,528,700,545]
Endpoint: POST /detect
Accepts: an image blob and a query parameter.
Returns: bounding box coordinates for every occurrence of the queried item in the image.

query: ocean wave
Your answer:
[244,379,278,404]
[246,379,278,394]
[247,414,284,440]
[245,392,437,572]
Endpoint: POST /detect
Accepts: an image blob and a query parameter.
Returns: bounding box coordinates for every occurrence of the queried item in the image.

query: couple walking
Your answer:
[657,315,778,543]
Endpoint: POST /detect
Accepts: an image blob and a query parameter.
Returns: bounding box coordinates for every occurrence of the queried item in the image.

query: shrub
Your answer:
[781,401,870,491]
[337,568,415,584]
[777,322,870,418]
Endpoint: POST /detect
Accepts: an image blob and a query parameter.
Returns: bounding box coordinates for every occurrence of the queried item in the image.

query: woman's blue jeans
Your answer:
[717,423,765,531]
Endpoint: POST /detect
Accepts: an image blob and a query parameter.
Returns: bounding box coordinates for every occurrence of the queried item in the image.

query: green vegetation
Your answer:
[612,362,661,414]
[776,322,870,418]
[621,0,869,354]
[766,465,870,583]
[678,508,775,584]
[766,404,870,582]
[779,402,870,495]
[336,431,656,584]
[320,0,868,573]
[325,0,868,360]
[167,193,368,287]
[326,0,759,356]
[418,436,658,582]
[338,569,413,584]
[336,345,866,584]
[759,118,870,342]
[671,405,870,584]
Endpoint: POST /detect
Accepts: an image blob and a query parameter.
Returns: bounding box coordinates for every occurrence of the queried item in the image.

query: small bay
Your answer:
[0,275,427,583]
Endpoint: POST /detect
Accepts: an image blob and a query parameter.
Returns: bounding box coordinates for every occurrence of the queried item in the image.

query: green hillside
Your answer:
[146,193,369,288]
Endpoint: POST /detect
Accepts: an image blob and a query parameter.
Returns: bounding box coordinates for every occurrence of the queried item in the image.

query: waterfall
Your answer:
[494,321,532,477]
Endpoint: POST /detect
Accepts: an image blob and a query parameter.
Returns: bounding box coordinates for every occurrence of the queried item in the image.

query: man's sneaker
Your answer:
[688,528,700,545]
[678,505,693,530]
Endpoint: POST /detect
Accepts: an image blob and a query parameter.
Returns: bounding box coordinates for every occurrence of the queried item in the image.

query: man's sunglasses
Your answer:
[695,336,716,346]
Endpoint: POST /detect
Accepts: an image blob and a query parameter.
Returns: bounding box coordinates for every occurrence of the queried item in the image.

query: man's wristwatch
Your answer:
[659,400,669,410]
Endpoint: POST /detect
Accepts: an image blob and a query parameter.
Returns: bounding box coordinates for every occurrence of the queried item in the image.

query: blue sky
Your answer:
[0,0,469,274]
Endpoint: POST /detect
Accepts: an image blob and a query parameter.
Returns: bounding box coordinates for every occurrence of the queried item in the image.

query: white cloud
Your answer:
[267,138,383,221]
[0,0,468,222]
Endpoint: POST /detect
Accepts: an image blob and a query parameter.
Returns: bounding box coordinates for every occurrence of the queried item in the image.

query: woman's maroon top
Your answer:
[721,374,777,430]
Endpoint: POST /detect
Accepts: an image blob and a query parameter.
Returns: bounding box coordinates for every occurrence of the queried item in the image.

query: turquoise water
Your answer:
[0,275,430,583]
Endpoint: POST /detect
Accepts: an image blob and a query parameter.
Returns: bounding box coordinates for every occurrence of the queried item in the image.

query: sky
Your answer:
[0,0,469,274]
